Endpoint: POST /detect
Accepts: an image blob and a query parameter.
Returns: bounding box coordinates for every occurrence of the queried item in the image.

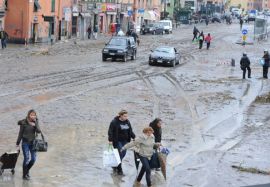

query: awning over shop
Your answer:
[107,12,117,15]
[143,11,156,21]
[34,0,41,10]
[73,12,79,16]
[0,10,5,18]
[80,12,91,17]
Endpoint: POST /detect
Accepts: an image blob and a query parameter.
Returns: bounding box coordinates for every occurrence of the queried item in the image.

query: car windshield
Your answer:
[109,38,126,46]
[160,22,169,26]
[155,47,173,54]
[148,24,154,27]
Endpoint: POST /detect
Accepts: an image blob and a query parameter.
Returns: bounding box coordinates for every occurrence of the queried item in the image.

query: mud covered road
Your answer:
[0,22,270,187]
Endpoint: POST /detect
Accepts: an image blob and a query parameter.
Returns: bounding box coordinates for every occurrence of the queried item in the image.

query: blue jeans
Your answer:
[117,141,127,160]
[1,39,6,49]
[137,155,152,187]
[22,141,36,167]
[116,141,127,171]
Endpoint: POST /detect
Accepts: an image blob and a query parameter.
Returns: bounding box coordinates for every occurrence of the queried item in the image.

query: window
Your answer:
[34,0,41,12]
[51,0,55,12]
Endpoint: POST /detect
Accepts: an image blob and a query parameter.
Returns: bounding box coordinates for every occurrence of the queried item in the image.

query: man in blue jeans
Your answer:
[108,110,135,175]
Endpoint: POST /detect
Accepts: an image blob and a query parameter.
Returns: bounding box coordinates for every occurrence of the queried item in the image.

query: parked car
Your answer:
[152,24,165,35]
[212,17,221,23]
[102,36,137,62]
[159,20,173,34]
[149,46,180,67]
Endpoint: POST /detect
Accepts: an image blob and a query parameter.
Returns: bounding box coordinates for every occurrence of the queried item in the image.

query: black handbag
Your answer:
[32,132,48,152]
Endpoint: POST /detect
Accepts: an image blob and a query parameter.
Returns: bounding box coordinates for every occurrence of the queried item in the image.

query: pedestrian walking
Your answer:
[149,118,163,171]
[131,30,139,44]
[93,25,98,40]
[240,18,243,30]
[149,118,163,143]
[198,31,204,49]
[205,33,212,50]
[108,110,136,175]
[240,52,251,79]
[205,17,209,26]
[262,49,270,79]
[121,127,160,187]
[16,109,41,180]
[192,26,199,41]
[0,29,8,49]
[87,25,92,39]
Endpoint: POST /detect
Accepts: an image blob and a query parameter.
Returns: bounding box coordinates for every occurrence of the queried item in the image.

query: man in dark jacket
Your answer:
[108,110,135,175]
[192,26,199,41]
[240,52,251,79]
[0,29,8,49]
[262,50,270,78]
[149,118,162,143]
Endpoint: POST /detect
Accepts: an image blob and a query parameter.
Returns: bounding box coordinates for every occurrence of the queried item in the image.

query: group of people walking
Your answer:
[87,24,98,40]
[108,110,163,187]
[192,26,212,50]
[240,50,270,79]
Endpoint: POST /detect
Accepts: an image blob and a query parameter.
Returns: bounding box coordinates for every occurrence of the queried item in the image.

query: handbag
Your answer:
[32,132,48,152]
[103,145,121,167]
[259,58,265,66]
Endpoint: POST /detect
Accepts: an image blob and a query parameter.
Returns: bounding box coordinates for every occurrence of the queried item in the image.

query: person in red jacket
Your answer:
[205,33,212,50]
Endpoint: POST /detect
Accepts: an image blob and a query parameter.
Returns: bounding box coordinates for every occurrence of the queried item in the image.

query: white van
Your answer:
[159,20,172,34]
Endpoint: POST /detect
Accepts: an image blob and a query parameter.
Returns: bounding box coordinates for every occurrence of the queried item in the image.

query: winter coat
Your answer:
[16,118,41,145]
[205,35,212,43]
[108,116,135,147]
[149,122,162,143]
[240,56,251,68]
[123,134,159,159]
[263,54,270,67]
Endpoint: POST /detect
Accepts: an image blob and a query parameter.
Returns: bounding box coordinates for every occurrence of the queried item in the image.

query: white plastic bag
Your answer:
[103,145,121,167]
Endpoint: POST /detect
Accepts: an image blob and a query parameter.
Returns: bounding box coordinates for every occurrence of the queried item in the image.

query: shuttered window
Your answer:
[51,0,55,12]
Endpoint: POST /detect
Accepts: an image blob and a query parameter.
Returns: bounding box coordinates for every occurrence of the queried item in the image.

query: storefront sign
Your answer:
[101,3,107,12]
[72,5,78,12]
[87,3,94,10]
[96,3,102,12]
[138,8,144,14]
[106,4,116,11]
[63,8,71,21]
[33,15,38,22]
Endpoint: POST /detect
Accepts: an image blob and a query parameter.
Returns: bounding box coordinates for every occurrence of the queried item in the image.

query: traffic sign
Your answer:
[242,29,248,35]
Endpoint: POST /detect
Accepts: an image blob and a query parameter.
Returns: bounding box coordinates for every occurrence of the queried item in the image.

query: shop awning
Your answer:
[143,11,156,20]
[80,12,91,17]
[34,0,41,10]
[73,12,79,17]
[107,12,117,15]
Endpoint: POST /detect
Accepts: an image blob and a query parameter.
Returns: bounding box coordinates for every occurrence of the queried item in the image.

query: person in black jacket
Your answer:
[262,50,270,79]
[192,26,199,41]
[16,109,41,180]
[108,110,135,175]
[198,31,205,49]
[240,52,251,79]
[149,118,162,143]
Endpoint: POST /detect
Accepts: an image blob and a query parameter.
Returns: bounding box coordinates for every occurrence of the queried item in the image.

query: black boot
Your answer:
[26,161,34,178]
[22,166,30,180]
[117,164,124,175]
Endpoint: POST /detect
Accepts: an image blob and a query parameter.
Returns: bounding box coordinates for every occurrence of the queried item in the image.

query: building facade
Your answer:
[0,0,6,29]
[4,0,72,43]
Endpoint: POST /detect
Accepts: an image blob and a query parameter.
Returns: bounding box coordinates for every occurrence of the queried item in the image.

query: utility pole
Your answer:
[164,0,167,19]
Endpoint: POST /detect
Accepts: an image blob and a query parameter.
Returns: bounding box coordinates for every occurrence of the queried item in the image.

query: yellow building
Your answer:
[229,0,248,11]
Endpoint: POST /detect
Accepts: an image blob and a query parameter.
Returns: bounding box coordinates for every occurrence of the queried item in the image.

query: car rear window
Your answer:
[109,38,126,46]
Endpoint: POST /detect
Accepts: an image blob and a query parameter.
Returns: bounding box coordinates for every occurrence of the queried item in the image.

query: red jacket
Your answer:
[205,35,212,43]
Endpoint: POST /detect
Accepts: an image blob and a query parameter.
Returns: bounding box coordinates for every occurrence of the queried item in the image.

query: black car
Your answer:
[149,46,180,67]
[141,23,155,34]
[151,24,165,35]
[212,17,221,23]
[102,36,137,62]
[141,23,165,35]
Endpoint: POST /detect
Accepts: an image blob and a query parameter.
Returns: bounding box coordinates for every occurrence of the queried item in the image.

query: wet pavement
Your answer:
[0,21,270,187]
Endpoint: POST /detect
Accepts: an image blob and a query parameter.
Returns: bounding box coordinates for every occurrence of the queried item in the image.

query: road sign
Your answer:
[242,29,248,35]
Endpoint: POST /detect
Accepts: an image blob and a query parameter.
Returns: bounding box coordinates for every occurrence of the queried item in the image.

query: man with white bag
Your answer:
[108,110,136,175]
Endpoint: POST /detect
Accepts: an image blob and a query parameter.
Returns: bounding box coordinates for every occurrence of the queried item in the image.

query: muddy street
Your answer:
[0,22,270,187]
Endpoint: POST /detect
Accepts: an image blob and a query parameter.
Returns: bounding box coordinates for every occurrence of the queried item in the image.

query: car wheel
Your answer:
[123,54,127,62]
[171,59,176,67]
[131,51,136,60]
[102,55,107,61]
[149,61,153,66]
